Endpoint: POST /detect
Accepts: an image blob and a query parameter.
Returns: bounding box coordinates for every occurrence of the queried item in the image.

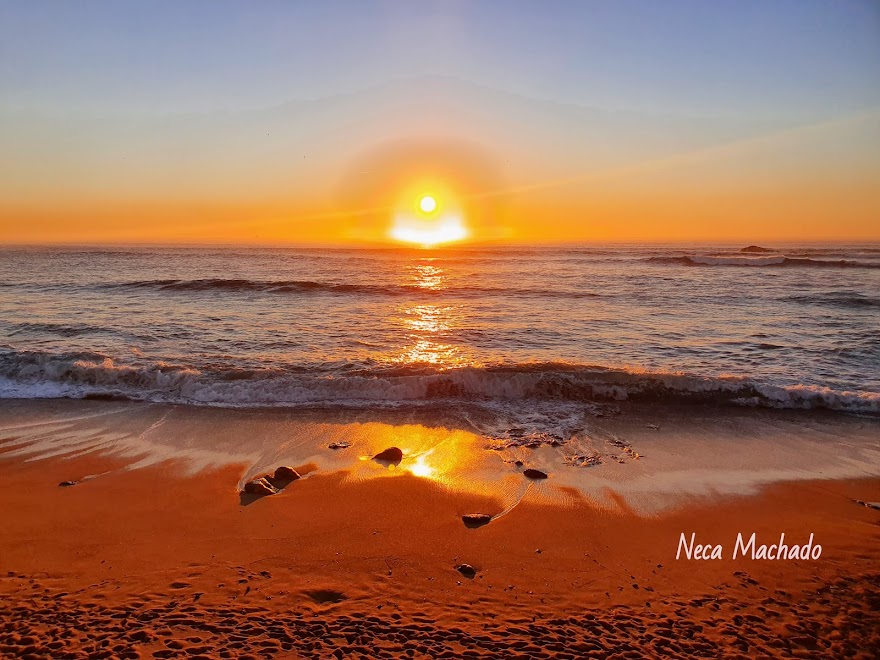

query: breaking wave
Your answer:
[104,278,601,299]
[0,349,876,414]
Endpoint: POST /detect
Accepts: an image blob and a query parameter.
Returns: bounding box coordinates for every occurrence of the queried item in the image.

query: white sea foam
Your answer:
[0,351,876,414]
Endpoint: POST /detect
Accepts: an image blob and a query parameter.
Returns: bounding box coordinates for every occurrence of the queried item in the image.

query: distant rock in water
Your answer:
[740,245,773,253]
[373,447,403,464]
[242,477,278,497]
[523,468,548,480]
[273,466,301,482]
[462,514,493,528]
[455,564,477,579]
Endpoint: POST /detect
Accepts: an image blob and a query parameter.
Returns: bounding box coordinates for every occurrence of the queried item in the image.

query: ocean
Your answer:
[1,244,878,437]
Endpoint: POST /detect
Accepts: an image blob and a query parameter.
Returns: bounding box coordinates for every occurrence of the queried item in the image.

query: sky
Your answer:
[1,0,879,244]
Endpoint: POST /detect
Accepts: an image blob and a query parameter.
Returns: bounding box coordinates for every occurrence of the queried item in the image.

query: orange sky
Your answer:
[3,4,880,245]
[2,80,879,245]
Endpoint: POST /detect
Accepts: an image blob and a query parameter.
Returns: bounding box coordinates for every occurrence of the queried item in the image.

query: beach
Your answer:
[1,245,879,658]
[1,398,878,658]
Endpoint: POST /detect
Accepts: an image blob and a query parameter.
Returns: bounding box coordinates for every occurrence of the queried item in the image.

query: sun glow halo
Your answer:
[389,191,469,246]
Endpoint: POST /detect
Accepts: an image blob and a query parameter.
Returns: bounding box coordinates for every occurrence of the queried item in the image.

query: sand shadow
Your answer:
[303,589,347,604]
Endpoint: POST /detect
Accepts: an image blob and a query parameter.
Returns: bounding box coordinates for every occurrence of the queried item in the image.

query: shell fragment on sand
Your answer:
[563,453,602,468]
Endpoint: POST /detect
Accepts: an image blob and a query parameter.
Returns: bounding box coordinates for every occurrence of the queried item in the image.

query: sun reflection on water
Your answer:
[390,262,472,368]
[410,264,443,290]
[407,449,437,479]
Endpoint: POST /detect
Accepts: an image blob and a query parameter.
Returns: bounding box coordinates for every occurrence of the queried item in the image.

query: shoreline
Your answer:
[1,399,879,657]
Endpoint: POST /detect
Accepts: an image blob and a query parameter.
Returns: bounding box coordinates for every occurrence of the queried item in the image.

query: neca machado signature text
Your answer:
[676,532,822,560]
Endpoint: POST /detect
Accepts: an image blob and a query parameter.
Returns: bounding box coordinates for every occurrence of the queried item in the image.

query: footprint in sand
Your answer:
[303,589,346,604]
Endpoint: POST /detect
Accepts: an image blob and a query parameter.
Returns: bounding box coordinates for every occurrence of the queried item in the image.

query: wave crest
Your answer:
[0,350,876,414]
[104,278,601,299]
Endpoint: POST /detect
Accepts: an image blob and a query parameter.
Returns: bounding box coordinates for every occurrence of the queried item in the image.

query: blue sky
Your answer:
[1,0,878,119]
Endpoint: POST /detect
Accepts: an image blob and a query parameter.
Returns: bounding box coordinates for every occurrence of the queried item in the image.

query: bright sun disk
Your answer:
[419,195,437,213]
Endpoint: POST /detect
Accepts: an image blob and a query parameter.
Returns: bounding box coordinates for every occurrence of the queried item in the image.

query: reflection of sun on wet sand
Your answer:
[0,399,879,657]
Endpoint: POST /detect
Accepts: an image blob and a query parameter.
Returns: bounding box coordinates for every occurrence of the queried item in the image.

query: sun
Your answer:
[389,188,469,246]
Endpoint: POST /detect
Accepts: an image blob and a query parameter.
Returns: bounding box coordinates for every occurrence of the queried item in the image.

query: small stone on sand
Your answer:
[328,441,351,449]
[373,447,403,463]
[523,468,548,480]
[242,477,278,496]
[462,514,492,528]
[455,564,477,579]
[273,466,301,481]
[58,480,78,487]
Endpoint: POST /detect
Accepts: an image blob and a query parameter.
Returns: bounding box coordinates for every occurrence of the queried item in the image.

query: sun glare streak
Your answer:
[390,214,468,246]
[389,191,470,246]
[407,450,436,479]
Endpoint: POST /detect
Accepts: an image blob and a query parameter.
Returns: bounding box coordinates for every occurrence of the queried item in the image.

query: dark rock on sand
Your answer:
[58,480,78,487]
[855,499,880,511]
[328,441,351,449]
[523,468,548,480]
[740,245,773,253]
[462,514,492,528]
[242,478,278,496]
[273,466,301,481]
[373,447,403,464]
[455,564,477,579]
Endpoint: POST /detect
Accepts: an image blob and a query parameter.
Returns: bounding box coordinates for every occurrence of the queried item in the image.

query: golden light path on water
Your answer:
[392,262,472,368]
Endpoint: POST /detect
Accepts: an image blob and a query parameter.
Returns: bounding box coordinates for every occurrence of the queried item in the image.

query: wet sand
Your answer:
[0,400,879,658]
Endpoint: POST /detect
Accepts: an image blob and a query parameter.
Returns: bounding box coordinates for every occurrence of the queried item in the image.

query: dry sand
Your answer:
[0,402,878,658]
